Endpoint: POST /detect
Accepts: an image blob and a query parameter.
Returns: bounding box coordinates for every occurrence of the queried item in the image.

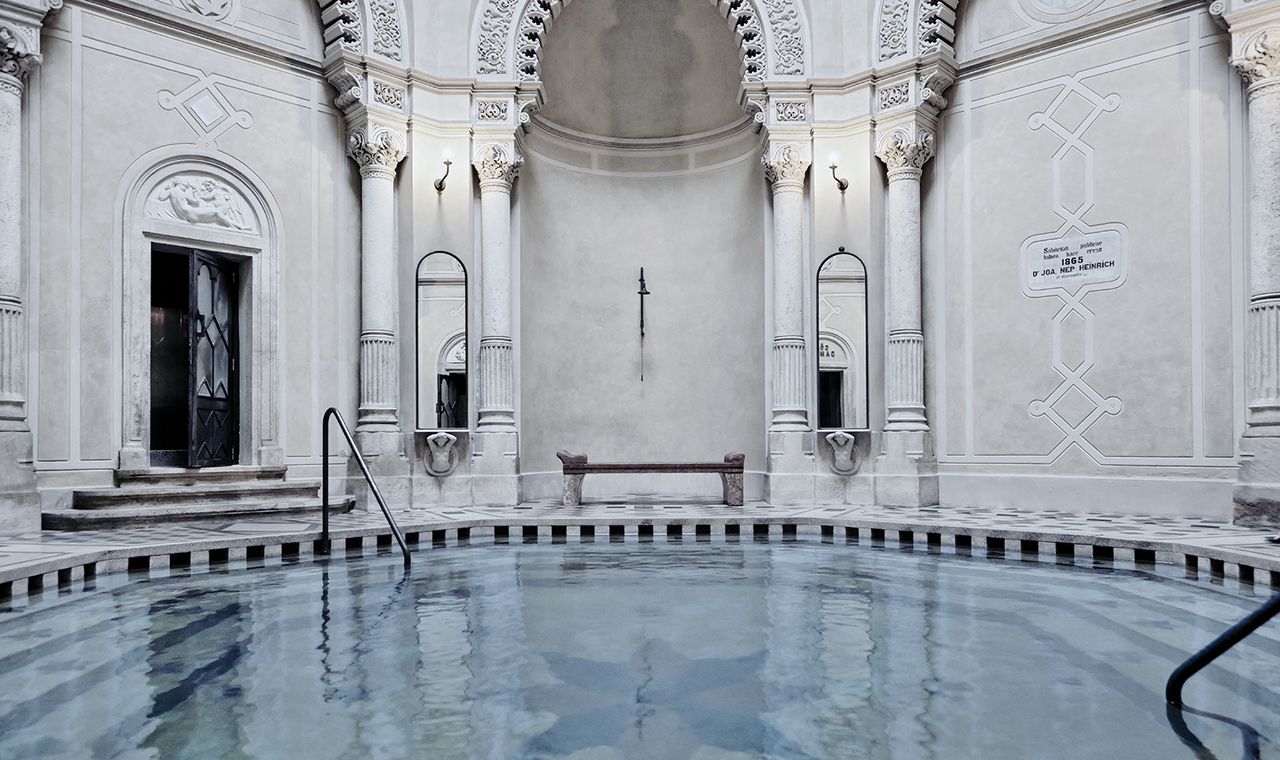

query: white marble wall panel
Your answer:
[956,0,1172,62]
[29,4,358,482]
[926,7,1241,511]
[518,149,768,477]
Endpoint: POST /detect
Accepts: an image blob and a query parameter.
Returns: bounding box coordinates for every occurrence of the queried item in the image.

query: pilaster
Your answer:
[870,55,953,507]
[469,88,529,505]
[0,0,58,530]
[759,92,817,504]
[1226,1,1280,527]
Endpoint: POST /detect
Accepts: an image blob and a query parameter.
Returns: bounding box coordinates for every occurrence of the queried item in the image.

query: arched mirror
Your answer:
[817,248,869,431]
[416,252,468,431]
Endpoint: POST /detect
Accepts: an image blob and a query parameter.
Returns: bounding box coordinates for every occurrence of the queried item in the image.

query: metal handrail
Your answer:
[320,407,411,569]
[1166,593,1280,707]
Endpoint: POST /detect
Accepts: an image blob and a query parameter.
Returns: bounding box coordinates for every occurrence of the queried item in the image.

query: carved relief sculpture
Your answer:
[146,175,257,232]
[347,125,407,177]
[368,0,402,60]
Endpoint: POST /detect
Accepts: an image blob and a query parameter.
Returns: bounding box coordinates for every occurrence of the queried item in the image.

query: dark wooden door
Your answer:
[188,252,238,467]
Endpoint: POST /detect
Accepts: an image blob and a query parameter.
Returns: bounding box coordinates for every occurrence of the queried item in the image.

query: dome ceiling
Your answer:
[537,0,746,141]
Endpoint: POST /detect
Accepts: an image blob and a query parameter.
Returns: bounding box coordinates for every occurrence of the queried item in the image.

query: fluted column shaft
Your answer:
[473,144,521,432]
[347,126,406,431]
[876,129,934,433]
[1238,30,1280,436]
[763,144,810,431]
[0,70,25,432]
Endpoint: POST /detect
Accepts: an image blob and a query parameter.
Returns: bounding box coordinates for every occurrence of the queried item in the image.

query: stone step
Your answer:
[115,465,288,487]
[72,480,322,510]
[42,497,354,531]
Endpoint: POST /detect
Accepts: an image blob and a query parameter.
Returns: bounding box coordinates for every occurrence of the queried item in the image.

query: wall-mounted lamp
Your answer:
[829,164,849,193]
[434,160,453,192]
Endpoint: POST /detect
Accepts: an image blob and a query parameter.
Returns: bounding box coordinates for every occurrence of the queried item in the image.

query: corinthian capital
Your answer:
[346,125,406,179]
[761,143,810,189]
[472,143,523,190]
[875,127,935,179]
[0,22,40,89]
[1233,28,1280,93]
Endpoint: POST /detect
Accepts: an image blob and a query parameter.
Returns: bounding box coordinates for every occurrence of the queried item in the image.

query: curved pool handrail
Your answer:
[1166,593,1280,707]
[320,407,412,569]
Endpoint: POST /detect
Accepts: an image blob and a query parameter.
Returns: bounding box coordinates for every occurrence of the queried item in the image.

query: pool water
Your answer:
[0,539,1276,759]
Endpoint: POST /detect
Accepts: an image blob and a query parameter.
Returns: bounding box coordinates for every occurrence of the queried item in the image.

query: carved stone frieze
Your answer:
[762,143,810,187]
[146,174,257,232]
[875,127,935,176]
[1234,28,1280,91]
[473,143,523,189]
[476,0,522,75]
[878,0,910,60]
[774,100,807,122]
[372,81,404,110]
[757,0,805,76]
[368,0,402,60]
[347,125,407,177]
[878,82,911,112]
[476,99,509,121]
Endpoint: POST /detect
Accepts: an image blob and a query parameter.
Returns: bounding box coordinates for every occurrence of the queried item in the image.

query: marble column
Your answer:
[874,126,938,507]
[762,142,814,505]
[0,22,41,531]
[763,144,810,432]
[472,143,521,433]
[1232,26,1280,527]
[470,143,522,505]
[346,125,407,435]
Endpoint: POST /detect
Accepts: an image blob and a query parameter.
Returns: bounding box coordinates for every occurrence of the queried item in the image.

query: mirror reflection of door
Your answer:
[817,249,869,430]
[417,252,468,430]
[149,245,240,468]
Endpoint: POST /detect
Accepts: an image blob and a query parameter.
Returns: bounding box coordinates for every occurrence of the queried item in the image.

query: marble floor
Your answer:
[3,497,1280,596]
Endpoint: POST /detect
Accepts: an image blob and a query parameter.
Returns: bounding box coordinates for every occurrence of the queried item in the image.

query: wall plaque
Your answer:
[1022,227,1127,295]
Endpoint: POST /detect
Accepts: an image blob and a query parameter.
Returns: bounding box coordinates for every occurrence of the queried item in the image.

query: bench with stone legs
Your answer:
[555,451,745,507]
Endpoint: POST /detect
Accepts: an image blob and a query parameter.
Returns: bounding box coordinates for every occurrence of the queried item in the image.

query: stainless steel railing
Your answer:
[319,407,411,569]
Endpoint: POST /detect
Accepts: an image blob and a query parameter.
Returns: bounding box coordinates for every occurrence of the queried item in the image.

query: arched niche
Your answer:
[114,149,283,473]
[817,248,870,431]
[416,251,469,431]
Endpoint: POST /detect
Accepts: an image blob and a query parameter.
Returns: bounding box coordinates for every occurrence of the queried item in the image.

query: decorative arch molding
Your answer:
[876,0,959,63]
[113,147,284,472]
[314,0,405,63]
[472,0,809,82]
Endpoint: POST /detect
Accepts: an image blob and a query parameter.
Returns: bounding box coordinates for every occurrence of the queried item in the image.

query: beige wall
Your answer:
[926,6,1242,513]
[30,1,359,490]
[517,147,768,484]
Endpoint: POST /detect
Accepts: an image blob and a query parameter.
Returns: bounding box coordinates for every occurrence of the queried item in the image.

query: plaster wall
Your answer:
[28,1,360,496]
[925,5,1242,515]
[517,142,768,498]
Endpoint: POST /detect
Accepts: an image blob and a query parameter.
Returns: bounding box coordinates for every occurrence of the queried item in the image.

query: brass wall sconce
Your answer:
[829,164,849,193]
[434,160,453,192]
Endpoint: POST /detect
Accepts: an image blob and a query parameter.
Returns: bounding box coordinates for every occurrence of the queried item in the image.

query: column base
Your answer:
[349,430,410,509]
[471,430,520,506]
[0,430,39,533]
[765,430,815,505]
[875,430,938,507]
[1234,436,1280,529]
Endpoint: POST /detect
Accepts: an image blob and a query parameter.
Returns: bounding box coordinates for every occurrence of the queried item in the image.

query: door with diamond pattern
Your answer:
[188,252,238,467]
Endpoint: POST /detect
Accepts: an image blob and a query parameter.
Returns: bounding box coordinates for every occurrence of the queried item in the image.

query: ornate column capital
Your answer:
[472,143,523,192]
[875,127,936,181]
[761,143,811,192]
[1233,27,1280,96]
[346,124,406,180]
[0,18,47,94]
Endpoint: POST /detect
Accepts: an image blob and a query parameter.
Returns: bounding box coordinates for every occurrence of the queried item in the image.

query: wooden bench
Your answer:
[555,451,745,507]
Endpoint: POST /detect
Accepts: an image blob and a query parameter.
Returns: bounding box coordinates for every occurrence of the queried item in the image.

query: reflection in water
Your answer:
[1167,702,1264,760]
[0,542,1276,758]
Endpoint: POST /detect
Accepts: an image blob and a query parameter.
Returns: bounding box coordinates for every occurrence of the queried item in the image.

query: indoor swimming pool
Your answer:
[0,539,1275,759]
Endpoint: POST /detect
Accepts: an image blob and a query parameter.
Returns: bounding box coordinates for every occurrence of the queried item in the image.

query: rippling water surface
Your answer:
[0,539,1276,759]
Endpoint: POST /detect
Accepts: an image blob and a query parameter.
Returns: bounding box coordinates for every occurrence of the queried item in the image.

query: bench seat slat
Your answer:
[562,463,740,474]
